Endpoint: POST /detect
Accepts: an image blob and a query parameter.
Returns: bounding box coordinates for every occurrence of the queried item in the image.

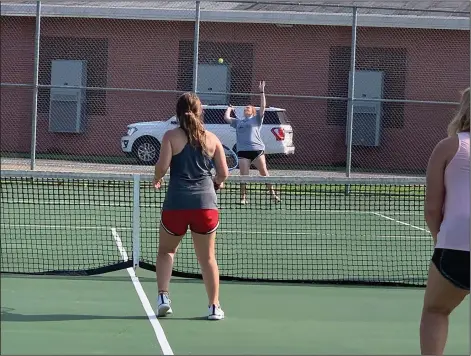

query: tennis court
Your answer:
[1,170,469,355]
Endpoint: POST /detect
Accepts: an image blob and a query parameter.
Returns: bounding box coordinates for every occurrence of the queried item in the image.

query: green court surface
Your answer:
[3,178,434,286]
[1,271,469,355]
[4,200,432,284]
[1,176,469,354]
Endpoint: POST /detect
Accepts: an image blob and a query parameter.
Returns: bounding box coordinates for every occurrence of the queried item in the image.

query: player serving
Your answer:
[152,92,229,320]
[224,80,280,204]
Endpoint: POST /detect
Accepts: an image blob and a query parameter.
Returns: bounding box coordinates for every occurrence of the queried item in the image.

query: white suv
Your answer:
[121,105,295,165]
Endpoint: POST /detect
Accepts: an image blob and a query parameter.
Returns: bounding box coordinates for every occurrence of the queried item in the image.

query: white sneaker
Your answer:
[157,293,173,317]
[208,304,224,320]
[270,192,281,203]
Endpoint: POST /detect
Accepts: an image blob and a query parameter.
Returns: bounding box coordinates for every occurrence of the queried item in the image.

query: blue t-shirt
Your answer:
[230,113,265,151]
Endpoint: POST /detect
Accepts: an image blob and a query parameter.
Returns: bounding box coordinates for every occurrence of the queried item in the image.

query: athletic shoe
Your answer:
[208,304,224,320]
[157,293,173,317]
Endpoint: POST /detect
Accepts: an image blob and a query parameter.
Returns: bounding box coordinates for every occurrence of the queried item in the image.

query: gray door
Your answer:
[49,60,87,133]
[197,64,230,105]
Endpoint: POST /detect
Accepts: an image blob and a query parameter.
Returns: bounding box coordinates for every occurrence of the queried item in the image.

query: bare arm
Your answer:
[259,80,266,118]
[424,140,448,245]
[224,105,235,125]
[153,131,172,187]
[212,138,229,187]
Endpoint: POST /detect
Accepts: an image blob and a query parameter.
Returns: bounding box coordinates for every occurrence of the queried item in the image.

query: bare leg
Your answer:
[191,230,220,306]
[238,158,251,203]
[253,154,280,201]
[156,224,184,294]
[420,262,468,356]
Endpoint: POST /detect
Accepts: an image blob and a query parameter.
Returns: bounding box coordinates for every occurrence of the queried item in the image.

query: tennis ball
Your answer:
[218,58,224,64]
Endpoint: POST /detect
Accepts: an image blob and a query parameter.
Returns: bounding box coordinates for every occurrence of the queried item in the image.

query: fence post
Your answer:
[192,1,201,93]
[345,6,358,178]
[30,0,42,170]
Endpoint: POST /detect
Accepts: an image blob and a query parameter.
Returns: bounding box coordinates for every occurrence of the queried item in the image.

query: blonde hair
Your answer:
[176,92,207,154]
[245,105,257,117]
[448,87,470,136]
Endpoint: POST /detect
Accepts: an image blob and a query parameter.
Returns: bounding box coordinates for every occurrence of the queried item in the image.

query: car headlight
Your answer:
[127,127,138,136]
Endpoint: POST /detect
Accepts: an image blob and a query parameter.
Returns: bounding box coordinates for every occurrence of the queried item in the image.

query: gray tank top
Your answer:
[162,142,217,211]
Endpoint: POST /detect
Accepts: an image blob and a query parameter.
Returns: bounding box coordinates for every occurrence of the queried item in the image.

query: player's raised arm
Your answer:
[258,80,266,120]
[224,105,236,127]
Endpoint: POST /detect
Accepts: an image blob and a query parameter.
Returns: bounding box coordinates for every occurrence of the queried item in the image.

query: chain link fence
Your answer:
[1,0,469,176]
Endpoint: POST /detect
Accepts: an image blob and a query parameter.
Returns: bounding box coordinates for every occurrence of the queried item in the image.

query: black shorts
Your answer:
[432,248,470,290]
[237,150,264,162]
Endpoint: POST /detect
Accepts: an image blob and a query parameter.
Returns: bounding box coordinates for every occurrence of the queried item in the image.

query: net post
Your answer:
[132,174,141,271]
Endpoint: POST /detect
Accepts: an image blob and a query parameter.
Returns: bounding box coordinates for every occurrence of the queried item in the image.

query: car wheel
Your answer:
[133,137,161,165]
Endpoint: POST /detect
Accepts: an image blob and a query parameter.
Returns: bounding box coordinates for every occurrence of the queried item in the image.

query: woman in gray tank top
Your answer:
[152,92,229,321]
[224,81,280,204]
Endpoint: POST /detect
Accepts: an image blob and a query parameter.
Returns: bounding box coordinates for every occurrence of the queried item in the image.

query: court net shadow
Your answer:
[159,316,208,321]
[1,308,213,322]
[1,310,147,322]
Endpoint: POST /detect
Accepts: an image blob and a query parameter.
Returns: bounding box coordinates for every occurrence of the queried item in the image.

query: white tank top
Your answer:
[436,132,470,252]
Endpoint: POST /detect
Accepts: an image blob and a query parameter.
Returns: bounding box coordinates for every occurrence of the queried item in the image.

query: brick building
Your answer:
[1,1,469,173]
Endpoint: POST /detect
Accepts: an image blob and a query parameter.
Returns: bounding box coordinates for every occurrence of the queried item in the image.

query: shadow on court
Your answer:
[159,316,208,321]
[0,273,145,283]
[1,273,426,291]
[1,309,148,322]
[1,307,212,323]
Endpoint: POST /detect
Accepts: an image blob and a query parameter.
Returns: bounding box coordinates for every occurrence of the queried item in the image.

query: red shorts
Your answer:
[161,209,219,236]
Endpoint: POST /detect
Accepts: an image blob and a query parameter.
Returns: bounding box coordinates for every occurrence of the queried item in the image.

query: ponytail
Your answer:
[179,111,208,154]
[447,87,470,136]
[176,92,207,154]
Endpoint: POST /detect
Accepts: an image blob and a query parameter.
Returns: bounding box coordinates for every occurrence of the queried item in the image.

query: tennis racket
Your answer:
[210,144,238,173]
[210,144,238,190]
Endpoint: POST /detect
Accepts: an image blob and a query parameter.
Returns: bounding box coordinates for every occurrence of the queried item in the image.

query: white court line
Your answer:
[2,223,430,240]
[4,199,133,208]
[111,227,174,356]
[1,223,111,230]
[297,210,422,215]
[372,212,430,233]
[1,223,322,236]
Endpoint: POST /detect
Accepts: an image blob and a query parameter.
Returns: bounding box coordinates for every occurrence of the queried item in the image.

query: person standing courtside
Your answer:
[420,87,470,355]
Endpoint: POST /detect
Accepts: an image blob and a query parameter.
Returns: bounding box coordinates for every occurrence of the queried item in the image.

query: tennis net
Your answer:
[1,170,431,286]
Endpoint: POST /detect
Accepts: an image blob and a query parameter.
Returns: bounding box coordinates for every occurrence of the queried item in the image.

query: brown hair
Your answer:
[448,87,470,136]
[176,92,207,153]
